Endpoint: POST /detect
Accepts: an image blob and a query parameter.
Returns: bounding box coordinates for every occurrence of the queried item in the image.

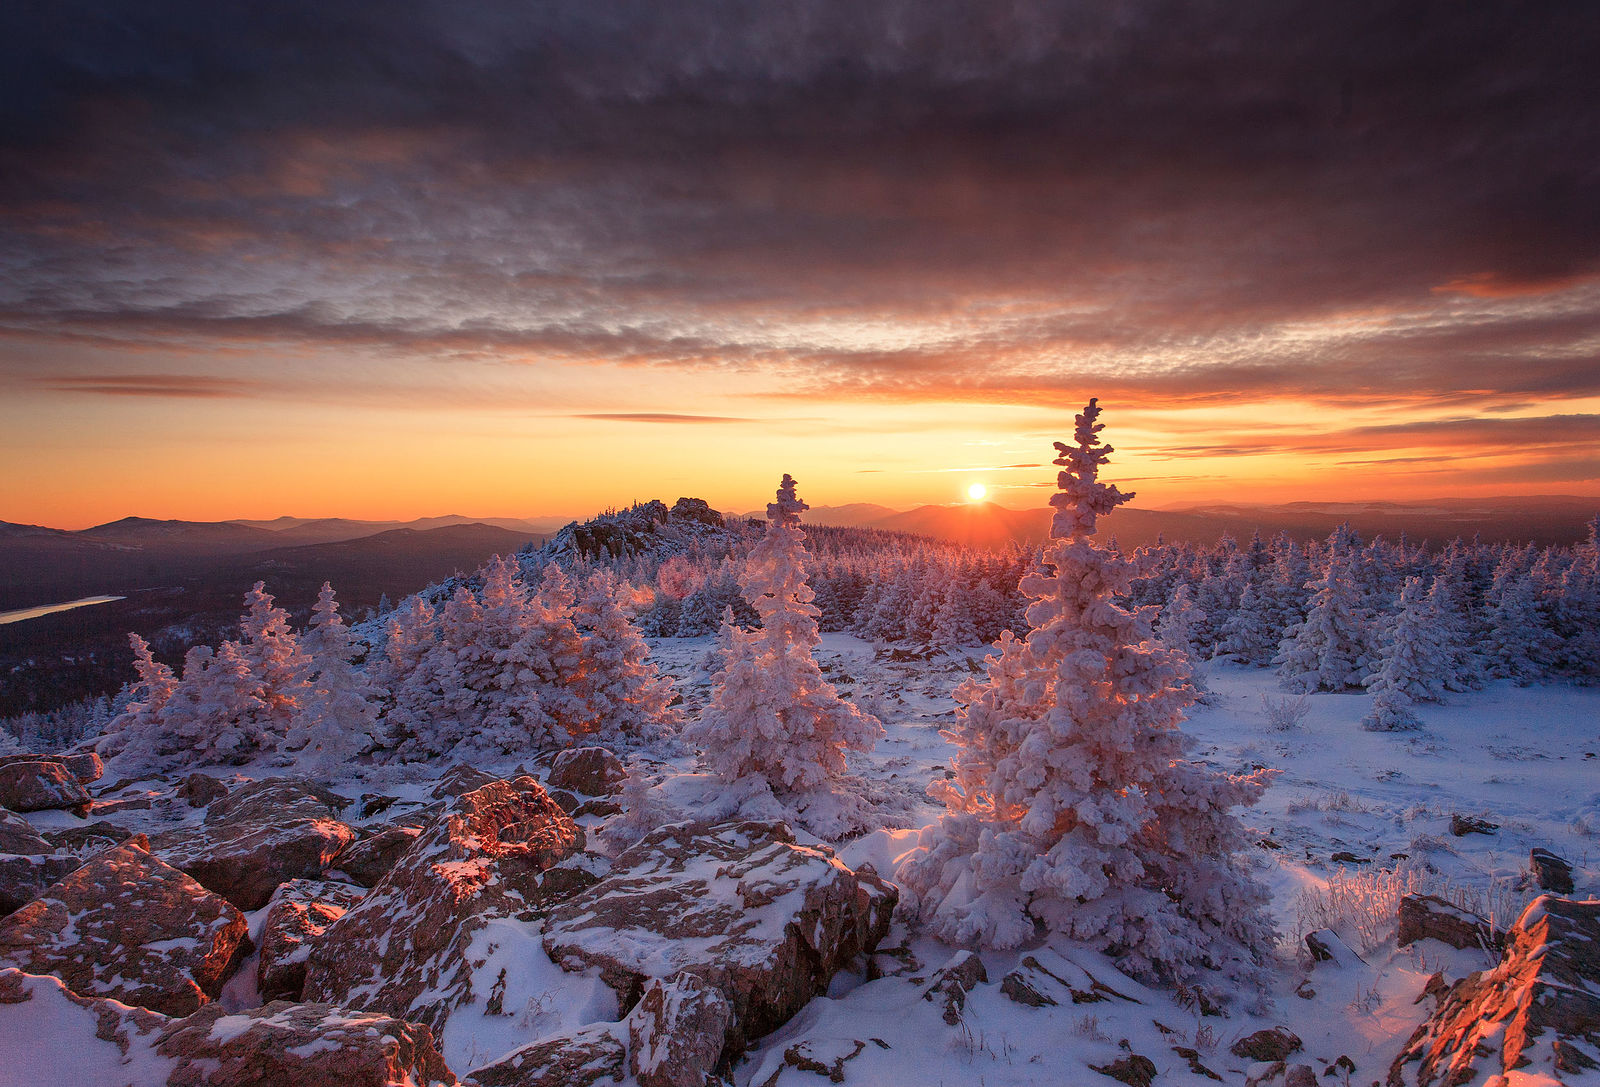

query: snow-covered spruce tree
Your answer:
[571,569,680,744]
[1156,583,1210,701]
[1362,576,1452,731]
[290,582,382,771]
[160,641,273,764]
[236,581,314,733]
[1275,535,1371,692]
[684,474,884,838]
[896,399,1275,997]
[95,633,179,765]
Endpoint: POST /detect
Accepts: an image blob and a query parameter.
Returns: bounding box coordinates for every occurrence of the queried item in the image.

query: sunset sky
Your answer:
[2,2,1598,529]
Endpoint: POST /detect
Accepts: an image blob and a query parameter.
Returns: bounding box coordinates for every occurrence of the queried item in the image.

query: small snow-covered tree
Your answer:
[1157,583,1210,700]
[236,582,314,735]
[896,399,1275,997]
[1362,576,1451,731]
[291,582,382,771]
[96,634,179,763]
[161,641,273,764]
[684,474,883,837]
[571,569,680,744]
[1275,538,1371,692]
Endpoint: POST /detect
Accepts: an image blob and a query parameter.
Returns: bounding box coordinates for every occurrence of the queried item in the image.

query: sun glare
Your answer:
[967,482,987,501]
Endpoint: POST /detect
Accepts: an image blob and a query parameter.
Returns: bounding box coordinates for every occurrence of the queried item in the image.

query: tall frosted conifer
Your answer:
[897,399,1275,996]
[685,474,883,836]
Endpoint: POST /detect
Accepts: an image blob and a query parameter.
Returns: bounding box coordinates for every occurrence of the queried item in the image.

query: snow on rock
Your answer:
[0,968,171,1086]
[0,759,91,814]
[0,837,248,1016]
[0,809,53,854]
[1395,893,1501,952]
[0,852,79,916]
[546,746,627,796]
[0,751,103,784]
[541,819,896,1060]
[158,999,457,1087]
[257,878,366,1002]
[151,779,358,911]
[1390,895,1600,1087]
[303,776,584,1032]
[625,973,732,1087]
[467,1022,627,1087]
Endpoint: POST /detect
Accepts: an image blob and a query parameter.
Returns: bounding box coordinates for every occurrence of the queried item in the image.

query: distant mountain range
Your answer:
[748,494,1599,551]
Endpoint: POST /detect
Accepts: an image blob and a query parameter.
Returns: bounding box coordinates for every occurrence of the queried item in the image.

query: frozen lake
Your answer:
[0,595,125,625]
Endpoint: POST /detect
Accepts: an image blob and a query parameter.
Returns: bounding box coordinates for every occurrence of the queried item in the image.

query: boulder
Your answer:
[1230,1027,1302,1063]
[0,751,102,784]
[469,1023,627,1087]
[997,950,1139,1008]
[175,772,229,808]
[0,810,52,855]
[0,760,90,814]
[1390,896,1600,1087]
[1396,893,1500,951]
[543,820,896,1059]
[204,776,350,824]
[257,878,366,1001]
[0,837,247,1015]
[41,821,134,855]
[1530,847,1575,894]
[627,973,733,1087]
[429,764,498,800]
[335,823,423,887]
[303,776,583,1031]
[0,853,79,916]
[547,747,627,796]
[923,949,988,1024]
[0,968,168,1076]
[1304,928,1365,968]
[158,1000,456,1087]
[152,805,356,912]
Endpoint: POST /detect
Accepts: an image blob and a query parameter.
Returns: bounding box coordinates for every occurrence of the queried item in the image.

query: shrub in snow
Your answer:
[896,399,1275,998]
[1259,691,1312,732]
[683,474,883,838]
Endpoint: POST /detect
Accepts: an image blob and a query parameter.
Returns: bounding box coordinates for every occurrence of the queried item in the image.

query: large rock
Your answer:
[0,853,79,916]
[469,1023,627,1087]
[257,878,367,1001]
[0,759,91,813]
[151,777,358,910]
[1530,847,1576,894]
[303,776,583,1031]
[542,820,896,1059]
[0,837,247,1015]
[1389,896,1600,1086]
[0,969,456,1087]
[158,1000,457,1087]
[627,973,733,1087]
[0,811,52,856]
[547,747,627,796]
[0,751,102,784]
[1396,893,1501,951]
[335,823,423,887]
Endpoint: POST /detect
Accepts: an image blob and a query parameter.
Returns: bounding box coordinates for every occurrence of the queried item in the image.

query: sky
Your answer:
[2,1,1598,529]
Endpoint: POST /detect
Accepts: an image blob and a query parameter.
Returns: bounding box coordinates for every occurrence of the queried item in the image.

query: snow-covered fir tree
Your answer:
[571,569,680,744]
[684,474,884,838]
[896,399,1275,998]
[1362,576,1452,731]
[1275,534,1372,692]
[290,582,382,772]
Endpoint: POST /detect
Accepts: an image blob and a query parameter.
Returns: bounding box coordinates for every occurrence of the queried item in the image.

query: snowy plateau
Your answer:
[1,447,1598,1087]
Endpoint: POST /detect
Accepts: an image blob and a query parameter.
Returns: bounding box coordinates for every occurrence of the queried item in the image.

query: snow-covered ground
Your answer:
[22,633,1599,1085]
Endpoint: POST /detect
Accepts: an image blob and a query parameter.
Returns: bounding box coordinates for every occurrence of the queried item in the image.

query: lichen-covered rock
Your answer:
[547,747,627,796]
[542,820,896,1059]
[303,776,583,1031]
[0,759,91,813]
[1396,893,1500,951]
[1389,896,1600,1087]
[158,1000,456,1086]
[152,803,356,912]
[257,878,366,1001]
[627,973,732,1087]
[335,823,423,887]
[469,1023,627,1087]
[0,837,246,1015]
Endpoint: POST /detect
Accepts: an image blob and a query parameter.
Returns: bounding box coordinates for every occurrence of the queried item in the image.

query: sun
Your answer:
[967,482,987,501]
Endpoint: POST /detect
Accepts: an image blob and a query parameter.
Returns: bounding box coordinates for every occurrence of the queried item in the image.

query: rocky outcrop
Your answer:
[335,823,423,887]
[0,811,51,855]
[0,969,456,1087]
[158,1000,456,1087]
[0,759,91,813]
[0,837,247,1015]
[1396,893,1500,951]
[924,950,988,1024]
[469,1023,627,1087]
[542,819,896,1059]
[303,776,583,1031]
[152,777,358,910]
[1389,896,1600,1086]
[627,973,732,1087]
[430,764,498,799]
[1530,847,1576,894]
[175,772,229,808]
[257,878,366,1001]
[0,751,102,784]
[547,747,627,796]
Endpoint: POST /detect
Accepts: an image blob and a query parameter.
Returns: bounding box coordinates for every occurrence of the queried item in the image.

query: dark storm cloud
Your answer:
[2,0,1598,407]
